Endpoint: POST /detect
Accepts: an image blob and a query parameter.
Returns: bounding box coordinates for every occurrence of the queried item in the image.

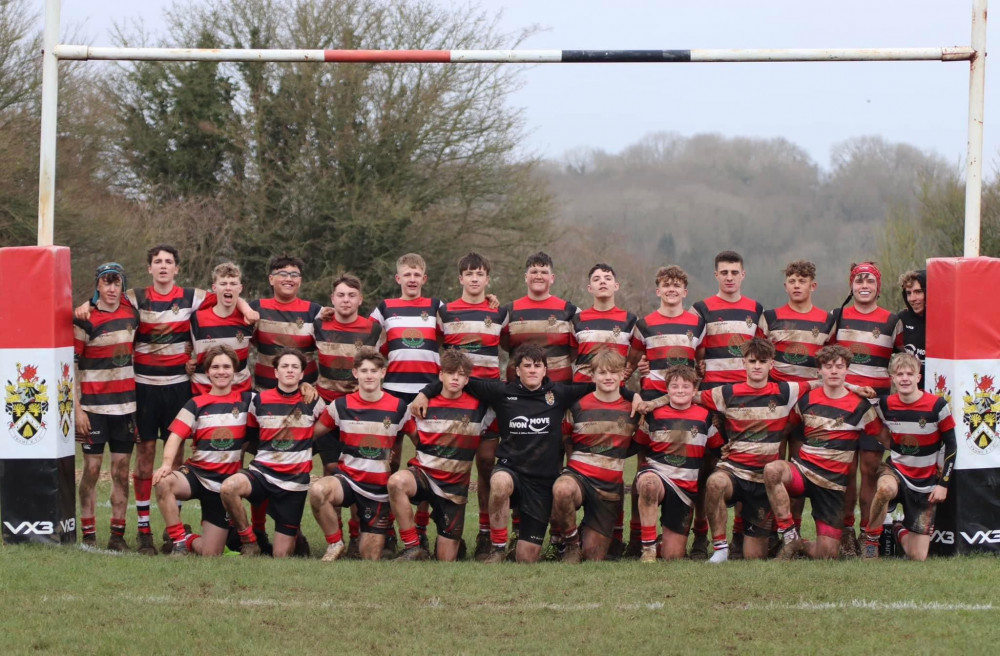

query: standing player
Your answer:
[762,345,882,560]
[388,350,494,561]
[74,263,139,550]
[219,348,326,558]
[862,353,955,561]
[692,251,763,559]
[188,262,253,396]
[897,269,927,383]
[551,350,639,562]
[831,262,903,556]
[633,365,722,562]
[309,350,411,561]
[572,263,638,383]
[153,345,253,556]
[437,252,508,560]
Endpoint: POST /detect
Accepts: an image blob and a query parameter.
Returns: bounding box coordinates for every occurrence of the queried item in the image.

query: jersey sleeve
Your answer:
[860,401,883,436]
[700,387,726,412]
[462,378,509,403]
[936,397,957,487]
[629,321,647,356]
[892,317,904,352]
[167,398,199,440]
[318,400,339,430]
[706,417,724,450]
[194,288,216,312]
[758,310,771,339]
[73,319,90,360]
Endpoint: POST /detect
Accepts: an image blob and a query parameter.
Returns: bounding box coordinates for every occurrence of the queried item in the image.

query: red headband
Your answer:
[850,263,882,298]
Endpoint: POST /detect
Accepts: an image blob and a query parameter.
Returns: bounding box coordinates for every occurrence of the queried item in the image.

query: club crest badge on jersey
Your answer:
[382,416,392,429]
[5,363,49,445]
[612,325,622,338]
[689,425,699,438]
[544,391,555,406]
[292,407,303,421]
[962,373,1000,455]
[484,317,493,329]
[547,315,557,327]
[295,317,304,329]
[745,316,754,328]
[767,399,777,413]
[685,330,693,342]
[872,327,881,339]
[232,406,240,418]
[811,326,820,338]
[236,331,245,344]
[833,415,844,427]
[57,362,73,441]
[421,311,429,322]
[171,303,180,315]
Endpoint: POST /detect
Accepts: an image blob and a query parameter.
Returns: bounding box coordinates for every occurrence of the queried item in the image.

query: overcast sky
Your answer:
[54,0,997,171]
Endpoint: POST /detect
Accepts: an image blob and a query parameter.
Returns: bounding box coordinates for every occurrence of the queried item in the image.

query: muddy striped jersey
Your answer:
[831,305,903,394]
[562,393,640,487]
[250,297,323,390]
[758,305,836,383]
[370,297,444,396]
[404,392,495,504]
[635,404,723,504]
[246,388,325,492]
[630,309,706,393]
[571,307,638,382]
[877,392,956,493]
[693,295,763,389]
[73,303,140,415]
[438,299,509,380]
[700,381,805,483]
[318,391,410,502]
[793,388,882,492]
[503,296,578,382]
[189,307,252,395]
[168,390,253,492]
[126,286,215,386]
[313,315,384,402]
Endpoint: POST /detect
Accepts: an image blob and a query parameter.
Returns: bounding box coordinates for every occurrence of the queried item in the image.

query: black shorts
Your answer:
[559,469,622,538]
[243,469,307,536]
[335,474,391,535]
[79,412,136,455]
[315,433,343,468]
[877,464,936,535]
[636,468,693,536]
[786,461,844,531]
[410,467,465,540]
[136,381,192,442]
[180,467,228,529]
[494,466,553,545]
[720,470,774,537]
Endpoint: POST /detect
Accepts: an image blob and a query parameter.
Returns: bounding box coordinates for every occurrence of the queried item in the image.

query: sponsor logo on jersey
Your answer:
[727,334,748,357]
[962,373,1000,455]
[848,343,871,365]
[210,427,235,450]
[5,363,49,445]
[359,434,384,459]
[509,416,550,433]
[898,434,920,456]
[112,343,133,367]
[782,343,810,366]
[401,328,425,348]
[665,346,690,367]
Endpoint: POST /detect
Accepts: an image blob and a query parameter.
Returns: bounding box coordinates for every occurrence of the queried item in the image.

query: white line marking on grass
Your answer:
[751,600,995,612]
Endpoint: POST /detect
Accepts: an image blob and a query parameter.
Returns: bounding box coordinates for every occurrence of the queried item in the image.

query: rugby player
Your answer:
[763,345,882,560]
[220,348,325,558]
[153,345,253,556]
[388,350,494,561]
[188,262,253,396]
[897,269,927,382]
[309,349,411,561]
[861,353,955,561]
[74,263,140,550]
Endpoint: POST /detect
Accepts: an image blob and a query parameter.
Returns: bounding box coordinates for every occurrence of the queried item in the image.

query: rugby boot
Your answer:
[561,542,583,564]
[107,534,128,552]
[776,531,807,561]
[396,545,431,561]
[162,524,193,555]
[621,540,644,560]
[541,542,563,562]
[640,545,657,563]
[729,532,744,560]
[605,538,625,561]
[136,532,158,556]
[381,533,399,560]
[482,545,507,564]
[504,532,519,562]
[254,529,274,556]
[321,540,347,562]
[81,533,97,548]
[860,533,879,559]
[839,528,859,558]
[456,538,468,561]
[293,532,311,558]
[240,540,262,557]
[688,532,709,560]
[419,531,430,552]
[170,540,189,557]
[474,532,492,562]
[345,538,362,560]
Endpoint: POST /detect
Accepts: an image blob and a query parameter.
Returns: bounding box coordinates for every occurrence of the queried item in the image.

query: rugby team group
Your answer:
[72,244,953,564]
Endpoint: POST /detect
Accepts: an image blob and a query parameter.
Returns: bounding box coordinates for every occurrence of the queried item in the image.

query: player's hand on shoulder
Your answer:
[409,393,429,419]
[318,306,335,321]
[243,308,261,325]
[300,382,319,403]
[74,301,92,321]
[486,294,500,310]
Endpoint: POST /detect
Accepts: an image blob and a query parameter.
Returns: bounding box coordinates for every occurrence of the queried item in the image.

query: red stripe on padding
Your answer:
[324,50,450,63]
[927,257,1000,360]
[0,246,74,348]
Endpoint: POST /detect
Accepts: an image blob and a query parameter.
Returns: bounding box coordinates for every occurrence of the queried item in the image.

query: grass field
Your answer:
[3,451,999,655]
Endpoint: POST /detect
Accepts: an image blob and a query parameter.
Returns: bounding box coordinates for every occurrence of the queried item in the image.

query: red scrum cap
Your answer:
[849,262,882,298]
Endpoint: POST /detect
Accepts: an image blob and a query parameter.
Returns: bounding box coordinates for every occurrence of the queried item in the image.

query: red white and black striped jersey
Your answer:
[403,392,495,504]
[313,315,384,402]
[370,297,444,396]
[793,388,882,492]
[503,296,578,382]
[758,305,836,383]
[635,404,723,504]
[127,286,215,386]
[831,305,903,394]
[250,297,323,390]
[563,393,639,487]
[168,390,253,492]
[246,388,325,492]
[693,295,764,389]
[438,299,509,380]
[877,392,956,493]
[73,303,140,415]
[571,307,638,382]
[701,381,805,483]
[189,307,252,395]
[318,391,410,502]
[630,309,706,393]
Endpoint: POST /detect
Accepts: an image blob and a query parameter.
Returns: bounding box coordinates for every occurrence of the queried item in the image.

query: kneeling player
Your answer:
[763,345,882,560]
[153,345,253,555]
[862,353,955,561]
[220,348,325,557]
[310,349,411,561]
[552,350,639,562]
[634,365,722,562]
[388,350,494,561]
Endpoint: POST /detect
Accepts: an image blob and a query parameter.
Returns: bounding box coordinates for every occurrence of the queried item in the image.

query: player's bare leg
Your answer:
[705,471,734,563]
[78,454,103,546]
[484,471,514,564]
[841,456,860,557]
[220,473,259,556]
[688,459,713,560]
[552,474,584,563]
[309,475,347,561]
[107,453,131,551]
[474,438,498,560]
[859,450,882,535]
[388,469,429,560]
[192,523,229,557]
[581,527,612,561]
[861,473,897,559]
[763,461,806,560]
[636,471,665,562]
[156,470,190,554]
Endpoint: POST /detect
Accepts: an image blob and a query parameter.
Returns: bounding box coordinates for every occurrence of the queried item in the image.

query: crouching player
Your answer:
[862,353,955,561]
[388,350,495,561]
[634,365,722,562]
[220,348,326,557]
[552,350,639,563]
[153,345,254,555]
[310,349,411,561]
[763,345,882,559]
